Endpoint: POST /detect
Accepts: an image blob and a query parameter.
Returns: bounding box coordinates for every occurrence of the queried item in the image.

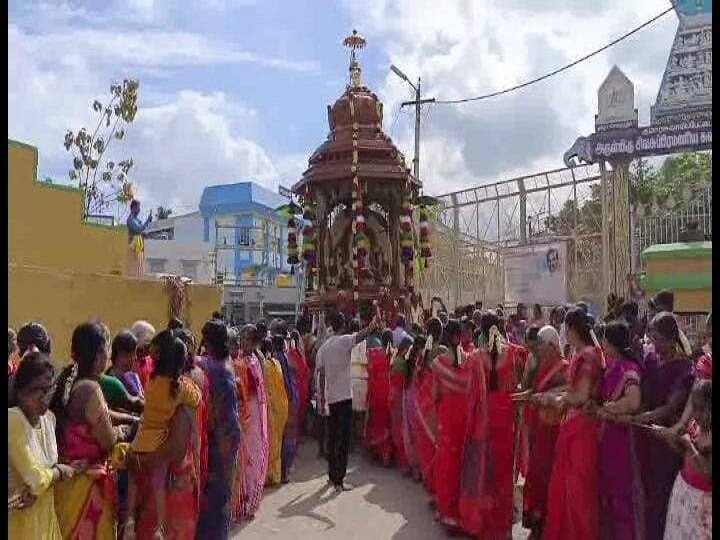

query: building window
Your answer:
[181,260,199,281]
[203,217,210,242]
[147,259,166,274]
[239,227,250,246]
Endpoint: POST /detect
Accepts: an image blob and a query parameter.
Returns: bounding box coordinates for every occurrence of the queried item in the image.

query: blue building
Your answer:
[198,181,289,285]
[145,181,297,323]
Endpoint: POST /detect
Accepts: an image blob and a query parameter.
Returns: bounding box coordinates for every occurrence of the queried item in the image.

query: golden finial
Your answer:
[343,29,366,88]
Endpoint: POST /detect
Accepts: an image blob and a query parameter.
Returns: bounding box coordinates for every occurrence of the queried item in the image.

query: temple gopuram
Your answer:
[290,31,431,319]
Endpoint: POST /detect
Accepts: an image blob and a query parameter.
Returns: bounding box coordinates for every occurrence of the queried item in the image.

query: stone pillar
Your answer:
[610,161,632,300]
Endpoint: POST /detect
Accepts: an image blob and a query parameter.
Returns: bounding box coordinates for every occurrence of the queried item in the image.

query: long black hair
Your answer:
[480,312,502,391]
[649,311,686,357]
[564,307,595,348]
[201,319,229,360]
[601,320,640,366]
[50,321,109,415]
[442,319,462,367]
[14,351,55,394]
[152,329,187,398]
[17,322,52,356]
[424,317,443,367]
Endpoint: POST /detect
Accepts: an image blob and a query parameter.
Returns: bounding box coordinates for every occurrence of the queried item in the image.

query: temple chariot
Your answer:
[289,31,432,319]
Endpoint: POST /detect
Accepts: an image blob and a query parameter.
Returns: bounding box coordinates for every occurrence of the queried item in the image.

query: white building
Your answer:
[144,181,300,324]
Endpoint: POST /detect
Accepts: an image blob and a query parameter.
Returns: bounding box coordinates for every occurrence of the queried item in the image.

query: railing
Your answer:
[634,183,712,271]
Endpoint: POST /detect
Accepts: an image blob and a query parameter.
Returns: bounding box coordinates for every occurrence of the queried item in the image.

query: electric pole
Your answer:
[390,66,435,182]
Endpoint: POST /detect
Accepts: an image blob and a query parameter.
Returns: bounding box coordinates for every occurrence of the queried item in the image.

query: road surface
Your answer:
[232,438,530,539]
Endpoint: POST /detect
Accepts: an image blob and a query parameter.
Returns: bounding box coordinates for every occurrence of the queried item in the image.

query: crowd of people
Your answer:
[6,289,712,540]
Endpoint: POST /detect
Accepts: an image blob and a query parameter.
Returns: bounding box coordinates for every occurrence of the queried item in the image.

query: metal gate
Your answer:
[420,164,604,310]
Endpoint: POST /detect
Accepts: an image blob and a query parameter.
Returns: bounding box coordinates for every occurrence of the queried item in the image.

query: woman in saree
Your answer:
[197,320,243,540]
[542,308,603,540]
[9,352,84,540]
[126,331,202,540]
[270,323,299,483]
[289,329,311,439]
[389,334,412,472]
[364,328,393,465]
[630,312,694,540]
[431,320,473,532]
[520,326,567,540]
[414,318,444,498]
[661,379,712,540]
[460,311,525,539]
[264,337,289,487]
[235,325,269,521]
[50,322,134,540]
[596,321,645,540]
[229,328,251,523]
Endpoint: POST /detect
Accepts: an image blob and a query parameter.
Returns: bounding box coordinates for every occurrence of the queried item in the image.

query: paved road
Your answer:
[233,438,530,540]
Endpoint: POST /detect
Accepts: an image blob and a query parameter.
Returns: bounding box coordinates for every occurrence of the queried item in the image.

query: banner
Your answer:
[503,242,568,306]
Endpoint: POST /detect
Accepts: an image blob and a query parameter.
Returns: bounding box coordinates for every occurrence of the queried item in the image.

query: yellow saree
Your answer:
[263,358,288,486]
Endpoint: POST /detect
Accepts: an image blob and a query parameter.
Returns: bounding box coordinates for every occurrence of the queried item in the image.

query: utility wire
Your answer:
[435,4,675,105]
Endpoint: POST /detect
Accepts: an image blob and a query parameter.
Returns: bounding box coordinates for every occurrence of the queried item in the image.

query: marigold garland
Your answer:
[419,205,432,268]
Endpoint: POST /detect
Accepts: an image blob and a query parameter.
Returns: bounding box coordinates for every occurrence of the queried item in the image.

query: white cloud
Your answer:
[343,0,677,195]
[8,21,307,217]
[9,24,318,73]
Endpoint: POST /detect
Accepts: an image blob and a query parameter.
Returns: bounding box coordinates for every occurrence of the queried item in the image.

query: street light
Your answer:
[390,64,415,89]
[389,64,434,181]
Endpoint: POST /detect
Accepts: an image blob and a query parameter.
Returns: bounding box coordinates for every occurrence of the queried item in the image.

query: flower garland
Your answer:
[302,185,317,289]
[400,181,414,285]
[418,205,432,268]
[286,214,299,275]
[162,275,191,325]
[349,94,369,304]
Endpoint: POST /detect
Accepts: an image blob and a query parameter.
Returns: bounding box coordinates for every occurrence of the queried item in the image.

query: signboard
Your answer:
[596,66,638,132]
[593,120,711,160]
[278,185,293,199]
[565,119,712,165]
[503,241,568,306]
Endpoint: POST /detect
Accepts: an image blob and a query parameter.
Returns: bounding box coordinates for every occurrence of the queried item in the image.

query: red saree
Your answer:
[542,346,602,540]
[459,345,523,539]
[522,358,567,536]
[413,354,439,495]
[197,370,210,510]
[136,441,199,540]
[389,363,408,471]
[432,353,472,527]
[231,357,251,522]
[363,347,393,463]
[458,352,490,536]
[288,347,311,437]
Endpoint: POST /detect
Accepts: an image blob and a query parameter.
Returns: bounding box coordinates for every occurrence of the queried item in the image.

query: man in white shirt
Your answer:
[315,311,377,491]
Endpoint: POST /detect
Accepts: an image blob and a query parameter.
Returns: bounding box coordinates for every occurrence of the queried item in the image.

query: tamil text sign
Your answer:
[591,120,712,161]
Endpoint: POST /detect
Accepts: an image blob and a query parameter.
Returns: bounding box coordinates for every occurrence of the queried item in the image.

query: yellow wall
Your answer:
[9,140,128,276]
[10,264,220,366]
[9,139,221,365]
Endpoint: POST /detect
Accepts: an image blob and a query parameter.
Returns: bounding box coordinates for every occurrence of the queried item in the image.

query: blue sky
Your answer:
[9,0,677,217]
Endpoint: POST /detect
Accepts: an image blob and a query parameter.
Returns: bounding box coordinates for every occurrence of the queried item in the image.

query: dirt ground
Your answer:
[233,438,530,540]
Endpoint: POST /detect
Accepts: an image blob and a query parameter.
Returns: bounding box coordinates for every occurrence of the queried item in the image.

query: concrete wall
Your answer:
[8,139,222,365]
[9,140,128,276]
[9,264,220,366]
